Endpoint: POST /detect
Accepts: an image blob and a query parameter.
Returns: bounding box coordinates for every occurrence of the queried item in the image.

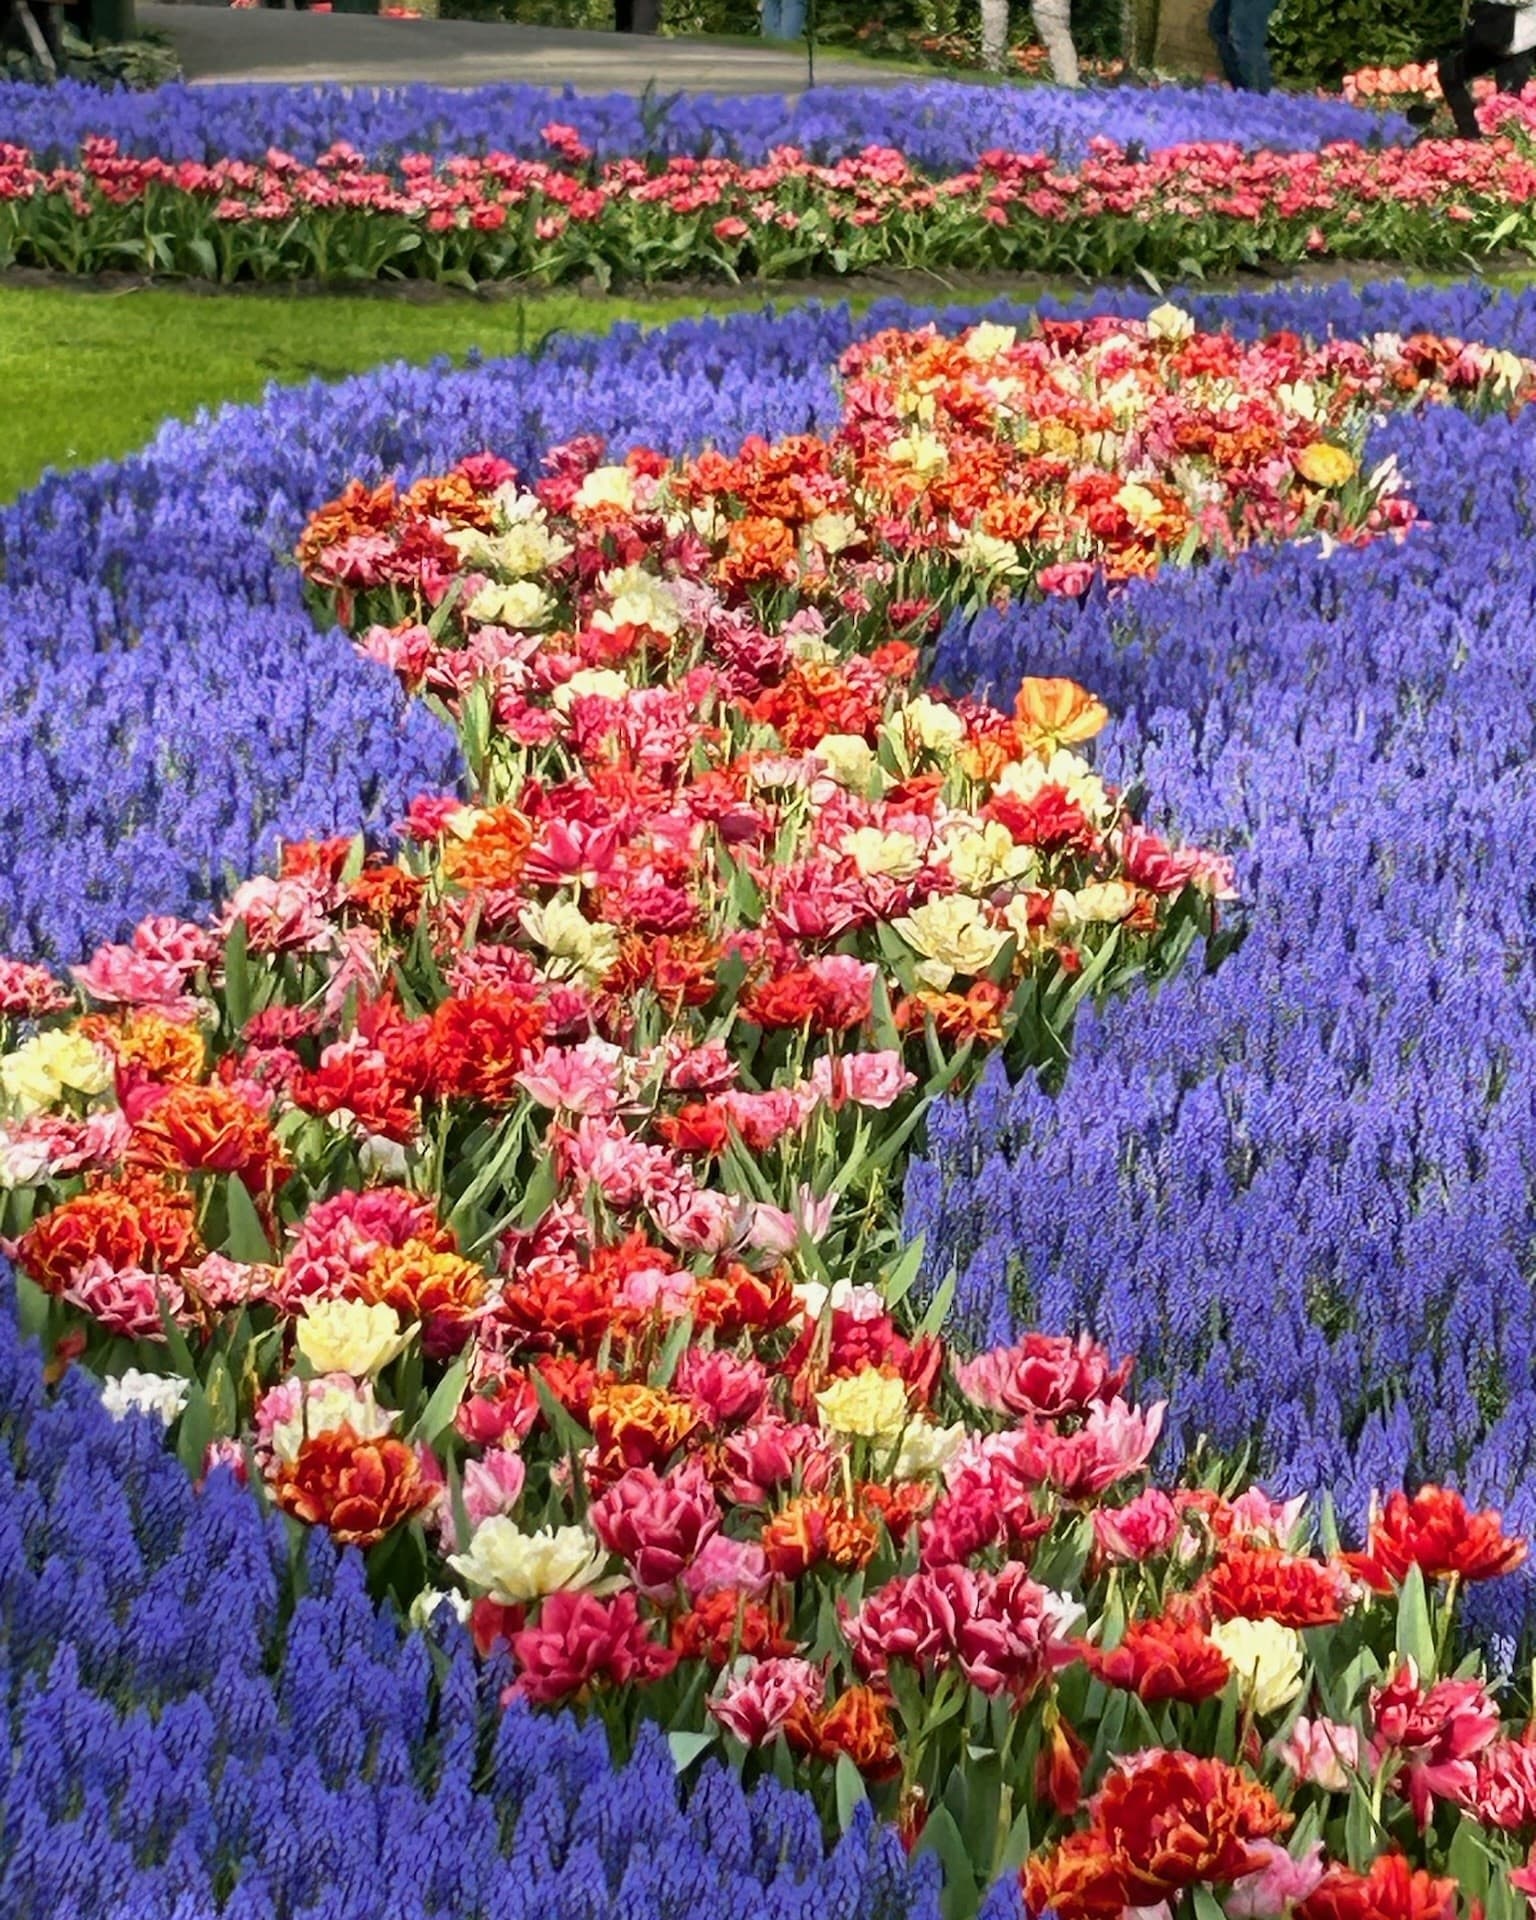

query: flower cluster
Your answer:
[9,110,1536,288]
[14,280,1536,1916]
[0,74,1399,174]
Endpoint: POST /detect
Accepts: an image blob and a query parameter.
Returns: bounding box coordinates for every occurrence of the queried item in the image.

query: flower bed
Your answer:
[0,76,1400,172]
[5,108,1536,289]
[6,288,1536,1920]
[908,357,1536,1631]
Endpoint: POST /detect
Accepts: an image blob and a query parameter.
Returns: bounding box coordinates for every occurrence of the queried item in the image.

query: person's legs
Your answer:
[1438,10,1515,136]
[1225,0,1277,91]
[1494,46,1535,92]
[1031,0,1079,85]
[1207,0,1242,88]
[775,0,805,37]
[759,0,783,34]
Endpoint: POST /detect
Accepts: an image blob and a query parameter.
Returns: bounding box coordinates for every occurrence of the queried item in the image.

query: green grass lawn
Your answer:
[0,283,748,502]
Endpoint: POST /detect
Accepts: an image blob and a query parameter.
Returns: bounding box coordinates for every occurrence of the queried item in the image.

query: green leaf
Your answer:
[833,1752,868,1831]
[882,1233,928,1313]
[411,1352,469,1447]
[156,1293,197,1376]
[1395,1562,1436,1682]
[668,1729,717,1773]
[1445,1818,1492,1903]
[425,576,464,641]
[531,1369,591,1462]
[15,1271,50,1349]
[222,914,251,1037]
[176,1379,213,1478]
[649,1313,696,1390]
[868,969,901,1052]
[511,1154,559,1232]
[916,1806,977,1920]
[222,1176,276,1265]
[915,1266,957,1341]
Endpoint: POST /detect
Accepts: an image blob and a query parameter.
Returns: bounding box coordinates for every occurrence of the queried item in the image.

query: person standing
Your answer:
[1207,0,1277,91]
[1432,1,1536,138]
[615,0,659,30]
[760,0,805,39]
[980,0,1079,83]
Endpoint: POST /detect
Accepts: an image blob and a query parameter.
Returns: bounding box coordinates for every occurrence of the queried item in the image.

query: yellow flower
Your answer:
[1294,442,1357,490]
[1209,1617,1306,1716]
[447,503,569,579]
[1038,420,1081,458]
[448,1519,610,1605]
[1146,302,1196,342]
[1114,481,1165,531]
[898,695,967,758]
[963,321,1018,362]
[551,668,630,715]
[1276,381,1321,424]
[893,896,1008,990]
[464,579,554,630]
[1049,881,1138,929]
[0,1028,112,1117]
[519,899,620,987]
[886,428,948,480]
[808,511,860,555]
[945,820,1037,893]
[842,827,924,881]
[574,465,635,514]
[787,631,839,665]
[892,1418,967,1479]
[596,563,684,638]
[816,1368,910,1441]
[295,1299,412,1378]
[812,734,876,792]
[956,528,1022,578]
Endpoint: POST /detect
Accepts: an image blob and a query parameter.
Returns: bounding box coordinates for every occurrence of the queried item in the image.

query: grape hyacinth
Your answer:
[0,76,1403,174]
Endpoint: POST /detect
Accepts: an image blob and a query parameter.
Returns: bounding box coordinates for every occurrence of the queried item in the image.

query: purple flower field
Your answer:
[0,75,1402,172]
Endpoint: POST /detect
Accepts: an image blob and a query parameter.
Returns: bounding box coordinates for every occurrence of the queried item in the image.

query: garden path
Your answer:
[138,1,905,90]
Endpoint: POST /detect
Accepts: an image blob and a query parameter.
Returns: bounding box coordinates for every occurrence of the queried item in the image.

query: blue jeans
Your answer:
[761,0,806,36]
[1208,0,1276,92]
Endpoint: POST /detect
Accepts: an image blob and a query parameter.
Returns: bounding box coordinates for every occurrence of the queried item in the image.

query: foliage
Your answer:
[1,24,179,88]
[1269,0,1463,89]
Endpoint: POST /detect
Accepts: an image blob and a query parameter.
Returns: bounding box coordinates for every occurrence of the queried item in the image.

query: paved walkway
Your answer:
[139,2,909,90]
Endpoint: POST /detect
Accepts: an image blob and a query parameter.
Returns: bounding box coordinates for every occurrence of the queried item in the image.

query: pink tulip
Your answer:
[708,1657,823,1744]
[462,1445,528,1531]
[589,1462,721,1600]
[1092,1487,1180,1563]
[1273,1716,1362,1792]
[508,1591,677,1707]
[953,1331,1132,1422]
[1226,1840,1326,1918]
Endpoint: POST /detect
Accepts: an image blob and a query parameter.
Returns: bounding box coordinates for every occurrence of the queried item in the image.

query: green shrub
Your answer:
[1,23,179,85]
[1268,0,1462,87]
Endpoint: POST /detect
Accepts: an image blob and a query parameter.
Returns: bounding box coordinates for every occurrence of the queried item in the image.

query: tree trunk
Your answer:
[979,0,1008,70]
[1153,0,1221,73]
